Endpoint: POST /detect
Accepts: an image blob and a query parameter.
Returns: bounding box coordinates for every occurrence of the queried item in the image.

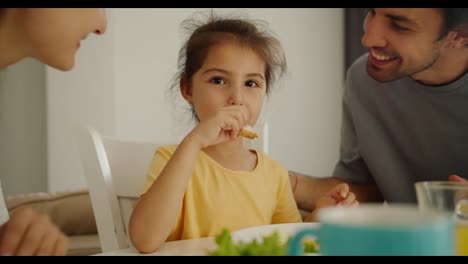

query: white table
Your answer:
[94,223,319,256]
[94,237,216,256]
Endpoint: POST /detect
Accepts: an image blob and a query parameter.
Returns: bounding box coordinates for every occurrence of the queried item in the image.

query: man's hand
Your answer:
[448,175,468,210]
[304,183,359,222]
[449,174,467,183]
[0,207,68,256]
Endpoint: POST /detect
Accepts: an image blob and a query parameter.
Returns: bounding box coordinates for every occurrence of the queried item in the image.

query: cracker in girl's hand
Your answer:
[239,125,258,140]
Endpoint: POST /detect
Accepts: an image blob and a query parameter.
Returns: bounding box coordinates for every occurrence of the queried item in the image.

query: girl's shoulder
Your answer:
[158,144,178,152]
[155,144,179,157]
[255,150,288,174]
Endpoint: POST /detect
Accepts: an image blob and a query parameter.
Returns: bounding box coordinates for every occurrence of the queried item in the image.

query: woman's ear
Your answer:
[180,77,193,104]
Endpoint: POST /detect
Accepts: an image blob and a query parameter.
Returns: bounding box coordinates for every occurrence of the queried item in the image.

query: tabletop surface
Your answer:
[94,236,216,256]
[94,223,320,256]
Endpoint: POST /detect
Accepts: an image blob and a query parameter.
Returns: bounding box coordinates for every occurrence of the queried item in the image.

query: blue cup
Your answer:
[288,204,454,256]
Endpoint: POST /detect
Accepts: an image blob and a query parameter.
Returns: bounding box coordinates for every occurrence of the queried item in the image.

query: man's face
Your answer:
[361,8,444,82]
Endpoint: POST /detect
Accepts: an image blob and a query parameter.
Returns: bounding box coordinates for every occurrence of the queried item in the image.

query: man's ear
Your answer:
[180,77,193,103]
[446,24,468,48]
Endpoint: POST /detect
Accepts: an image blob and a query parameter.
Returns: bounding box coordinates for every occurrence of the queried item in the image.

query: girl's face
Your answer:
[21,8,107,71]
[182,41,267,127]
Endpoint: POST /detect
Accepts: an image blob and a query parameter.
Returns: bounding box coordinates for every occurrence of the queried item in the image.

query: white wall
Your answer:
[112,8,196,143]
[47,8,344,192]
[46,13,115,191]
[112,8,344,176]
[260,9,344,176]
[0,59,47,196]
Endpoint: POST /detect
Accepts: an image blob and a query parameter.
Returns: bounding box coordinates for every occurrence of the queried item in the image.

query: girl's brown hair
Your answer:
[171,11,287,96]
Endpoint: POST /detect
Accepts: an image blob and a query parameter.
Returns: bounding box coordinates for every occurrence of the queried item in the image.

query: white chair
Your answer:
[76,126,160,252]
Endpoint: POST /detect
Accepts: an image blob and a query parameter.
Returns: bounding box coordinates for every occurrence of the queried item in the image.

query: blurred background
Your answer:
[0,8,368,196]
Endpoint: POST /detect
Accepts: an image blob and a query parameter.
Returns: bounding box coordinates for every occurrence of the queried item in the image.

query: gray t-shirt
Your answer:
[333,54,468,203]
[0,180,9,225]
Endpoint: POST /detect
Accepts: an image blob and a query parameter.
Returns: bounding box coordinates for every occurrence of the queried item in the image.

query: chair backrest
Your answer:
[77,126,159,252]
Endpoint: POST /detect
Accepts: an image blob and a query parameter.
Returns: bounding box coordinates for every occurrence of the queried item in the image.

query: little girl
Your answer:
[129,13,358,254]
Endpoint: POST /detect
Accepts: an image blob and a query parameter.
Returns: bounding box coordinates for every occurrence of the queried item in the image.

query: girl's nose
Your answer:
[228,87,244,106]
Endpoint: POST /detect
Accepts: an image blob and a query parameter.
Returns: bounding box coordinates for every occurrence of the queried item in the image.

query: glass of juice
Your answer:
[415,181,468,256]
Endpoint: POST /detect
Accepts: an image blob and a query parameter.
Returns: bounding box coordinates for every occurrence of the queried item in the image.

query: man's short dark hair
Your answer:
[441,8,468,36]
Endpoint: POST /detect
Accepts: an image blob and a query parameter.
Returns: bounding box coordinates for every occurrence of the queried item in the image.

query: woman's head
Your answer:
[173,12,287,124]
[1,8,107,71]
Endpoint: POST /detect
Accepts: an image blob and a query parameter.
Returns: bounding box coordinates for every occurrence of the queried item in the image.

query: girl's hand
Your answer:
[304,183,358,222]
[188,105,250,149]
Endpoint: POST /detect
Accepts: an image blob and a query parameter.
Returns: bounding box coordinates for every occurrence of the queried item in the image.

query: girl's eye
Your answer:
[210,77,225,85]
[245,80,259,88]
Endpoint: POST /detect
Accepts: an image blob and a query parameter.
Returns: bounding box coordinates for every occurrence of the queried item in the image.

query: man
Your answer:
[0,8,107,255]
[291,8,468,212]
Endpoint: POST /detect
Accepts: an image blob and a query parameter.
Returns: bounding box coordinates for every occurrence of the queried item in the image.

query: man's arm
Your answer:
[289,170,384,212]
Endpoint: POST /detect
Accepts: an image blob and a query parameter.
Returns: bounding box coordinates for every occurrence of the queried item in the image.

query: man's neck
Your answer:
[411,49,468,86]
